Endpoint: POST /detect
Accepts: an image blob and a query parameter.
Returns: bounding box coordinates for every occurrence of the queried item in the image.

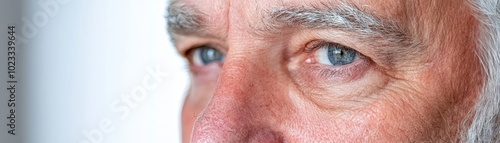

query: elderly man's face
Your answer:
[169,0,483,142]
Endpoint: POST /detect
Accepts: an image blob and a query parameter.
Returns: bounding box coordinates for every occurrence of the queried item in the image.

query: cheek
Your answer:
[181,96,197,143]
[181,89,212,143]
[360,77,462,141]
[181,78,219,142]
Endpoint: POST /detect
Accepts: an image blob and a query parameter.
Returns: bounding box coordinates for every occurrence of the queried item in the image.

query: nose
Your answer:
[190,53,289,143]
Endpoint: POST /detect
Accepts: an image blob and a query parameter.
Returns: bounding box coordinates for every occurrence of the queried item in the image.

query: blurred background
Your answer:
[0,0,188,142]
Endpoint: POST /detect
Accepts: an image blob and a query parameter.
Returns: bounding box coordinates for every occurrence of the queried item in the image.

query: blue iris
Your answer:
[326,43,356,66]
[198,46,224,65]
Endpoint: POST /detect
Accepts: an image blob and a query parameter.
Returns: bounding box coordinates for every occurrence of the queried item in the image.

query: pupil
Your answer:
[200,47,223,65]
[327,44,355,66]
[206,49,215,61]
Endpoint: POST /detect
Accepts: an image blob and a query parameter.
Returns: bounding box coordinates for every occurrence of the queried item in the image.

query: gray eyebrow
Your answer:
[166,1,208,40]
[263,3,412,48]
[166,2,422,67]
[166,2,409,43]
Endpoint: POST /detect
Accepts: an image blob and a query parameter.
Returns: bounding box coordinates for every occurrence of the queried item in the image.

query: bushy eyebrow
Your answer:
[264,3,411,46]
[166,2,422,67]
[166,1,207,39]
[261,3,422,66]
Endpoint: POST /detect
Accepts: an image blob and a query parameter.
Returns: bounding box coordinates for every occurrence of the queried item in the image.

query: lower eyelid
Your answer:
[189,62,223,79]
[306,58,370,84]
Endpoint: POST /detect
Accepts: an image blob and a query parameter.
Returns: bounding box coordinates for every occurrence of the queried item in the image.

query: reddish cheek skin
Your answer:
[181,94,196,143]
[290,60,390,110]
[182,64,222,143]
[181,86,216,143]
[279,96,404,142]
[288,107,371,141]
[182,86,210,143]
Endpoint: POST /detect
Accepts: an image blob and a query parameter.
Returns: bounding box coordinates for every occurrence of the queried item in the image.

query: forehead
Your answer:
[176,0,404,15]
[171,0,407,38]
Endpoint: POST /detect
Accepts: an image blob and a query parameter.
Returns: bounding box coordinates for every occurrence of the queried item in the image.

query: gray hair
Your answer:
[463,0,500,142]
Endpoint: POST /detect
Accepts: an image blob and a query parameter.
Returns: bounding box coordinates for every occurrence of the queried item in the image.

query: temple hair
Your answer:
[462,0,500,142]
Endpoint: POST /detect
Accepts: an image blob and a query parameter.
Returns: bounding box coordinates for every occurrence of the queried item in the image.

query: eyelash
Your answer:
[183,40,369,82]
[303,40,371,82]
[184,44,225,77]
[185,44,223,62]
[313,61,369,81]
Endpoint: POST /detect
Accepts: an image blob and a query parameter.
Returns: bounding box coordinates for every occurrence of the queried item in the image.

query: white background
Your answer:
[20,0,188,142]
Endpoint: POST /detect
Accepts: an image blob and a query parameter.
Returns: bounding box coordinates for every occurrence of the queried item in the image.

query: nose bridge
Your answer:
[191,42,289,142]
[216,40,288,116]
[213,49,278,116]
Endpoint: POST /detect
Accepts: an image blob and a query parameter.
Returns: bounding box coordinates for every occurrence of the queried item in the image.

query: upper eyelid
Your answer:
[184,44,226,60]
[304,40,325,53]
[173,35,227,55]
[304,40,363,55]
[180,41,227,56]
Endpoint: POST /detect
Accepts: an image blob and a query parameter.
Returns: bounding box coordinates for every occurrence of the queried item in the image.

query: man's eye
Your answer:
[191,46,225,66]
[315,42,358,66]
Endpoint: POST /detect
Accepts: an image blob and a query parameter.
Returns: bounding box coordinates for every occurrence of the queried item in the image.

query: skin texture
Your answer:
[170,0,484,142]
